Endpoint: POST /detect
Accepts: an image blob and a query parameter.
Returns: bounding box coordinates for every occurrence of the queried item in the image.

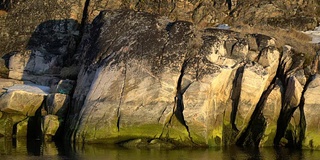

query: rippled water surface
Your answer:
[1,138,320,160]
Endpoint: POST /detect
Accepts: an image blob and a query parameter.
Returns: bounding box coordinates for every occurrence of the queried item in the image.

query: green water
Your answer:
[1,138,320,160]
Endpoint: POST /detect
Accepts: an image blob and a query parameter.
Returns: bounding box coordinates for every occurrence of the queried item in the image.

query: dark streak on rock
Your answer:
[230,65,244,132]
[236,82,276,147]
[117,63,127,132]
[175,59,195,143]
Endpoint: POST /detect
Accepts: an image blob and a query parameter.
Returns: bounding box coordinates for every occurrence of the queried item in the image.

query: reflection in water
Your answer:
[1,138,320,160]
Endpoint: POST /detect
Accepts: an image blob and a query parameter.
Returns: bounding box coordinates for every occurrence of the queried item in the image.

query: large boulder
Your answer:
[70,11,190,144]
[0,84,49,116]
[67,10,294,147]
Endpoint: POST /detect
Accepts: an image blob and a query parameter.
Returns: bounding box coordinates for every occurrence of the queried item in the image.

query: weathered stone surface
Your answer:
[0,84,48,116]
[5,84,50,95]
[280,45,294,75]
[67,10,296,147]
[272,67,307,147]
[303,74,320,149]
[46,93,70,118]
[182,67,237,146]
[1,0,318,149]
[8,51,31,80]
[71,12,185,142]
[6,24,78,85]
[235,60,278,132]
[259,80,283,147]
[42,115,60,141]
[232,38,280,145]
[284,76,304,108]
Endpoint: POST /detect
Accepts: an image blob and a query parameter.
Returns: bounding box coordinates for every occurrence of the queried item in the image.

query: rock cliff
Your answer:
[0,0,320,150]
[65,10,320,149]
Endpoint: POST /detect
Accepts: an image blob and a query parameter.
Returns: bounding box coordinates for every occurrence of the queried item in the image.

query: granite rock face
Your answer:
[66,10,319,148]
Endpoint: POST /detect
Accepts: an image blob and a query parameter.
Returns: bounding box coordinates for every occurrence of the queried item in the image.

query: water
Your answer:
[1,138,320,160]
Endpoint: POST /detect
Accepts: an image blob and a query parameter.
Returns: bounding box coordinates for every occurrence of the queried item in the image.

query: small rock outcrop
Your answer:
[0,82,73,141]
[0,84,49,116]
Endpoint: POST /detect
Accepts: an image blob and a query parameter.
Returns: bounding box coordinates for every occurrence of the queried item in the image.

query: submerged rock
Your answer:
[42,115,60,141]
[0,112,26,138]
[120,138,175,149]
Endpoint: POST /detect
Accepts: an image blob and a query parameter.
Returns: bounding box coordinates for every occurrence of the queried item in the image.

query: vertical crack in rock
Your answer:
[273,50,317,147]
[117,63,127,132]
[273,76,294,146]
[230,65,244,132]
[274,75,314,147]
[12,117,29,139]
[175,60,194,143]
[236,82,276,147]
[295,54,320,148]
[297,94,306,148]
[80,0,90,34]
[159,60,194,144]
[157,106,168,123]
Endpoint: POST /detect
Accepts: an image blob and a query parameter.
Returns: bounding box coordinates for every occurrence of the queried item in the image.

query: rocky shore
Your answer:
[0,0,320,150]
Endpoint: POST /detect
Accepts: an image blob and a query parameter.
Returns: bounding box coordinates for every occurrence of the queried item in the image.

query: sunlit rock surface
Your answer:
[66,10,320,148]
